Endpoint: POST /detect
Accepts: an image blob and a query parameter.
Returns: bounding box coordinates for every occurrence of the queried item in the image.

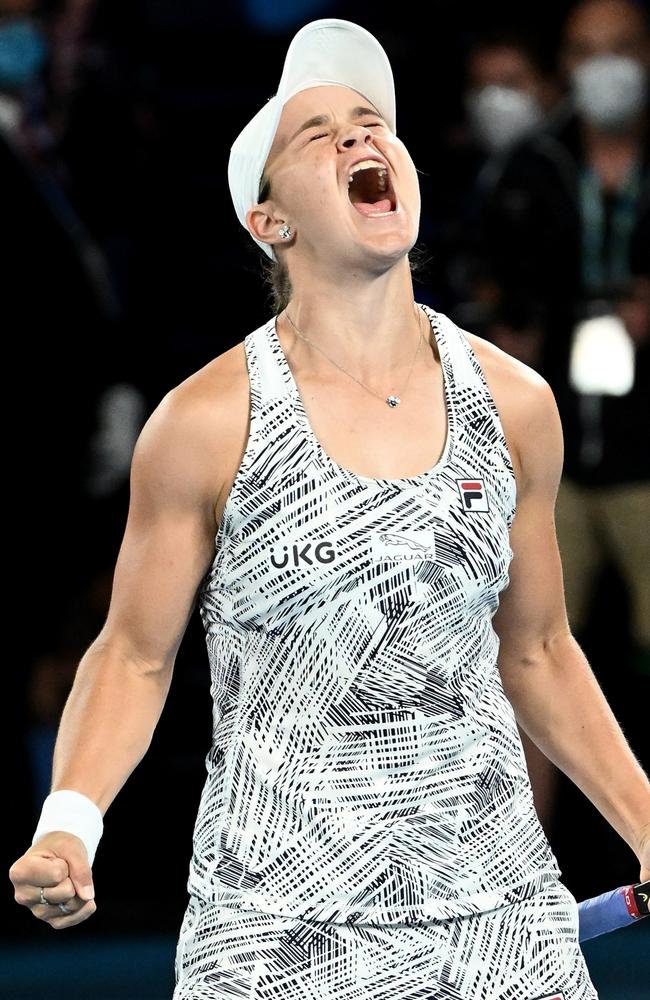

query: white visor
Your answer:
[227,18,397,259]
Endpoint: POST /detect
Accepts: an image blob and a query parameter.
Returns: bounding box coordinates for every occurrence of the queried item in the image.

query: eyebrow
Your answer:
[287,105,385,144]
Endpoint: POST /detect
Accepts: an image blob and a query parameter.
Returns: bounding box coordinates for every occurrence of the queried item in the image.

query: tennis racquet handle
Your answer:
[577,879,649,941]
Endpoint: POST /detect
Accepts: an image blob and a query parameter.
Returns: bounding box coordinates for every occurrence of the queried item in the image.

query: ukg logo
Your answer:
[270,539,337,569]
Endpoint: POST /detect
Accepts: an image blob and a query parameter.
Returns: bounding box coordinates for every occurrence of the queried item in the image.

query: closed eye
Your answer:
[308,122,385,142]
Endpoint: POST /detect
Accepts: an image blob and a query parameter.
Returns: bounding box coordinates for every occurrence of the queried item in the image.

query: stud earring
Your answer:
[278,224,292,240]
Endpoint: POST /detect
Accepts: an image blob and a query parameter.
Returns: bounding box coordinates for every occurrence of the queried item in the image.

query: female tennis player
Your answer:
[9,18,650,1000]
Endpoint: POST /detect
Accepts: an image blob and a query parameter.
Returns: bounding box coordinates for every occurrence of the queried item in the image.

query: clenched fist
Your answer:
[9,832,97,929]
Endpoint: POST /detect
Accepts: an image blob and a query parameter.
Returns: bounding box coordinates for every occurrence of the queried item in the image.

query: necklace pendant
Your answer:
[386,394,401,407]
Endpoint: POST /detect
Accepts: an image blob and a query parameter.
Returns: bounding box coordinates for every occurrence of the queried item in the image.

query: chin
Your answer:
[357,218,418,265]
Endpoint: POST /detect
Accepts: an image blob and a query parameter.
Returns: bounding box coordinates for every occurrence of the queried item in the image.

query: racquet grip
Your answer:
[577,880,649,942]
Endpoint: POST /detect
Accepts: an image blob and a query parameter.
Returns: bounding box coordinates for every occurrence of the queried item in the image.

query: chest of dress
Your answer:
[201,453,514,634]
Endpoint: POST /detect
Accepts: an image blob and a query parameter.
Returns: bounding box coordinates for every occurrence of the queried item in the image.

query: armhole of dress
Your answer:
[215,329,262,543]
[455,323,518,528]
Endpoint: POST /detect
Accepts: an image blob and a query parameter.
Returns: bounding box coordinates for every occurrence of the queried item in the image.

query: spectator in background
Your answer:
[463,26,560,157]
[472,0,650,834]
[427,26,560,329]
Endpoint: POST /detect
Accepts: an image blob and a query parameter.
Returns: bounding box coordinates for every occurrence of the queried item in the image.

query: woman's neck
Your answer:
[280,257,428,380]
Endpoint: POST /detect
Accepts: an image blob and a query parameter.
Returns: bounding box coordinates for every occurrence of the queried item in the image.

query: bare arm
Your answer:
[50,381,222,815]
[491,370,650,875]
[10,352,246,928]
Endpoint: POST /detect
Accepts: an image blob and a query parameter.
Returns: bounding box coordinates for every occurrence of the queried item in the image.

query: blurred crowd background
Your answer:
[2,0,649,989]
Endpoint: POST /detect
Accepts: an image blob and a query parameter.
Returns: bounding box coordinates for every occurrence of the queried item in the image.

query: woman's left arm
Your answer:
[491,372,650,881]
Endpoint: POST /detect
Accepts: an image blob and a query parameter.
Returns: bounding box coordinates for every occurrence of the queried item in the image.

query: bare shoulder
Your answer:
[462,330,563,488]
[463,329,550,405]
[157,339,248,431]
[133,339,250,506]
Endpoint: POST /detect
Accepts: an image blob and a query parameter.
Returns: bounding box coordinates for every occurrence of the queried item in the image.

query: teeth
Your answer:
[347,160,388,187]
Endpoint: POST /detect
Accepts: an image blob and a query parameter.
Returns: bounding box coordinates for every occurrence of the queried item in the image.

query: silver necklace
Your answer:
[283,307,425,408]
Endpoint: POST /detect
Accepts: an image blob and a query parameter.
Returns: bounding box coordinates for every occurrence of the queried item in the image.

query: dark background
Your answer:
[1,1,648,995]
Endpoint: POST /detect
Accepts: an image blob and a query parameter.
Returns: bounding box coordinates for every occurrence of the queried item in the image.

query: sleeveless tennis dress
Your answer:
[173,305,598,999]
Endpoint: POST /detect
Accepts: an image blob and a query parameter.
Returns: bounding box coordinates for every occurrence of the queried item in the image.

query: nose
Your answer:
[336,123,375,151]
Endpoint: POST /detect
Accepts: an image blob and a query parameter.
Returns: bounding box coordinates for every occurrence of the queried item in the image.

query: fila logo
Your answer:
[270,539,336,569]
[533,993,565,1000]
[457,478,489,512]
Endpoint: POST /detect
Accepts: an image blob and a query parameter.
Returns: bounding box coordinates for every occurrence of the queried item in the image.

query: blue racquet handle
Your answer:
[577,880,649,942]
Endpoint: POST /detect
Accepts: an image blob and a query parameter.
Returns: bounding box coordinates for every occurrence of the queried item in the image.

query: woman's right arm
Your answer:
[9,373,229,927]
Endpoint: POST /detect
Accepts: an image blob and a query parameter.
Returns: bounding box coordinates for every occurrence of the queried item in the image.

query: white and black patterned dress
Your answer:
[173,305,598,999]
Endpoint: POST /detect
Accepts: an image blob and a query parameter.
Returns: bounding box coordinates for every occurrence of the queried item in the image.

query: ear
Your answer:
[246,202,292,250]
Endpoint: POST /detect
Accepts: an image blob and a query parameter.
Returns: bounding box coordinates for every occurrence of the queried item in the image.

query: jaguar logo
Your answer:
[380,532,430,553]
[372,529,436,561]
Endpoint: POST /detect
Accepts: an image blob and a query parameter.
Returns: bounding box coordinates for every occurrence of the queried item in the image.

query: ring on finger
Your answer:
[58,903,71,915]
[39,886,49,906]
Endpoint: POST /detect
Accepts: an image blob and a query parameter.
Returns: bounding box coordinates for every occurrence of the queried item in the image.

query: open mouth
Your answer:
[347,160,397,217]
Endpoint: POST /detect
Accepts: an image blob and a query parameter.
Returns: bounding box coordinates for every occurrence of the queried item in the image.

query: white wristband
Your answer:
[32,790,104,867]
